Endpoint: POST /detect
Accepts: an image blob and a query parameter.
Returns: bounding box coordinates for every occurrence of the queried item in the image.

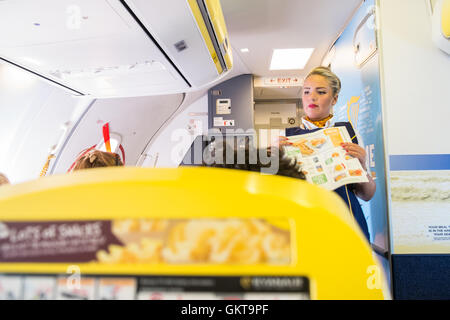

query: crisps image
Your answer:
[98,219,291,265]
[113,219,168,234]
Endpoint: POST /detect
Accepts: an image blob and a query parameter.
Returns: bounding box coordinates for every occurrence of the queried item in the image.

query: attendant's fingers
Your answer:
[341,144,366,166]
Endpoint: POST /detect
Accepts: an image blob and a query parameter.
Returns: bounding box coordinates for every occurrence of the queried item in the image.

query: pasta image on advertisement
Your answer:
[97,218,292,265]
[0,219,291,266]
[281,126,368,190]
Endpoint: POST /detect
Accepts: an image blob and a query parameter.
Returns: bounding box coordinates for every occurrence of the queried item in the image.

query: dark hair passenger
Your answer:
[201,136,305,180]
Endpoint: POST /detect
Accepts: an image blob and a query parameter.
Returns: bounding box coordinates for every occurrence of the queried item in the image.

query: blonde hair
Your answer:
[73,150,123,171]
[0,173,10,186]
[305,66,341,97]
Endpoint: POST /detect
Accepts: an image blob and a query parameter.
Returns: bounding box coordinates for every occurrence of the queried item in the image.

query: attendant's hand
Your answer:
[341,142,367,170]
[278,136,292,146]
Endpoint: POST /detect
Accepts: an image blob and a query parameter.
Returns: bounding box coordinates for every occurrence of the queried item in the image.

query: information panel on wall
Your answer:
[326,0,389,254]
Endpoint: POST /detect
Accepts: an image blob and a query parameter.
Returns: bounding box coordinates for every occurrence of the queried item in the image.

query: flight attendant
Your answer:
[285,66,376,241]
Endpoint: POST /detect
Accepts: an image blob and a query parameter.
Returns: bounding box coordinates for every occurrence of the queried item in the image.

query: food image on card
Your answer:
[349,169,363,176]
[334,173,348,182]
[312,174,328,185]
[310,138,326,148]
[290,136,329,156]
[323,127,345,146]
[298,142,315,155]
[282,126,368,190]
[331,152,340,158]
[345,155,354,160]
[334,163,346,172]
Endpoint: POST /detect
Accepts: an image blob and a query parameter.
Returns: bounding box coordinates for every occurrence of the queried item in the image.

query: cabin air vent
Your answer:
[48,60,166,80]
[174,40,188,52]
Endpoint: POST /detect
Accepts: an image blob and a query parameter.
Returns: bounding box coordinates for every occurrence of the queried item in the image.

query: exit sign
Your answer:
[263,77,303,86]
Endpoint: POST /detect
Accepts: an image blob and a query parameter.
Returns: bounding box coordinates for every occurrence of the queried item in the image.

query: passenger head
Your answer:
[72,150,123,171]
[0,173,10,186]
[202,138,305,179]
[302,66,341,121]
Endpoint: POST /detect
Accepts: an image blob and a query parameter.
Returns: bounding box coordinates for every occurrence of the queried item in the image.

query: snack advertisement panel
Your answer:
[0,219,291,266]
[282,126,368,190]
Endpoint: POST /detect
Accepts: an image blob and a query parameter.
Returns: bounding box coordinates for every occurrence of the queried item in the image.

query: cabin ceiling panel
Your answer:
[221,0,363,78]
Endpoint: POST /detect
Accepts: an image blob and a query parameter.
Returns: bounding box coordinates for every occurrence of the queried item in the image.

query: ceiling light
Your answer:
[270,48,314,70]
[1,64,37,89]
[20,57,42,66]
[240,48,249,53]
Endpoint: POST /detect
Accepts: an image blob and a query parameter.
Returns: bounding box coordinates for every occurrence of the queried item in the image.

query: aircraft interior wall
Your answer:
[377,0,450,300]
[0,49,247,180]
[0,59,191,180]
[140,94,209,168]
[378,0,450,155]
[0,61,91,184]
[51,93,185,174]
[137,49,250,168]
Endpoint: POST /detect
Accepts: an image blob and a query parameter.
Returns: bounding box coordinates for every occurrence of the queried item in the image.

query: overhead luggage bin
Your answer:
[431,0,450,54]
[0,0,232,98]
[0,167,389,299]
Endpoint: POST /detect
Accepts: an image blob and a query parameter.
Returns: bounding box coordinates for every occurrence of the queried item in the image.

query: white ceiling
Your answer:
[221,0,363,79]
[254,86,302,100]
